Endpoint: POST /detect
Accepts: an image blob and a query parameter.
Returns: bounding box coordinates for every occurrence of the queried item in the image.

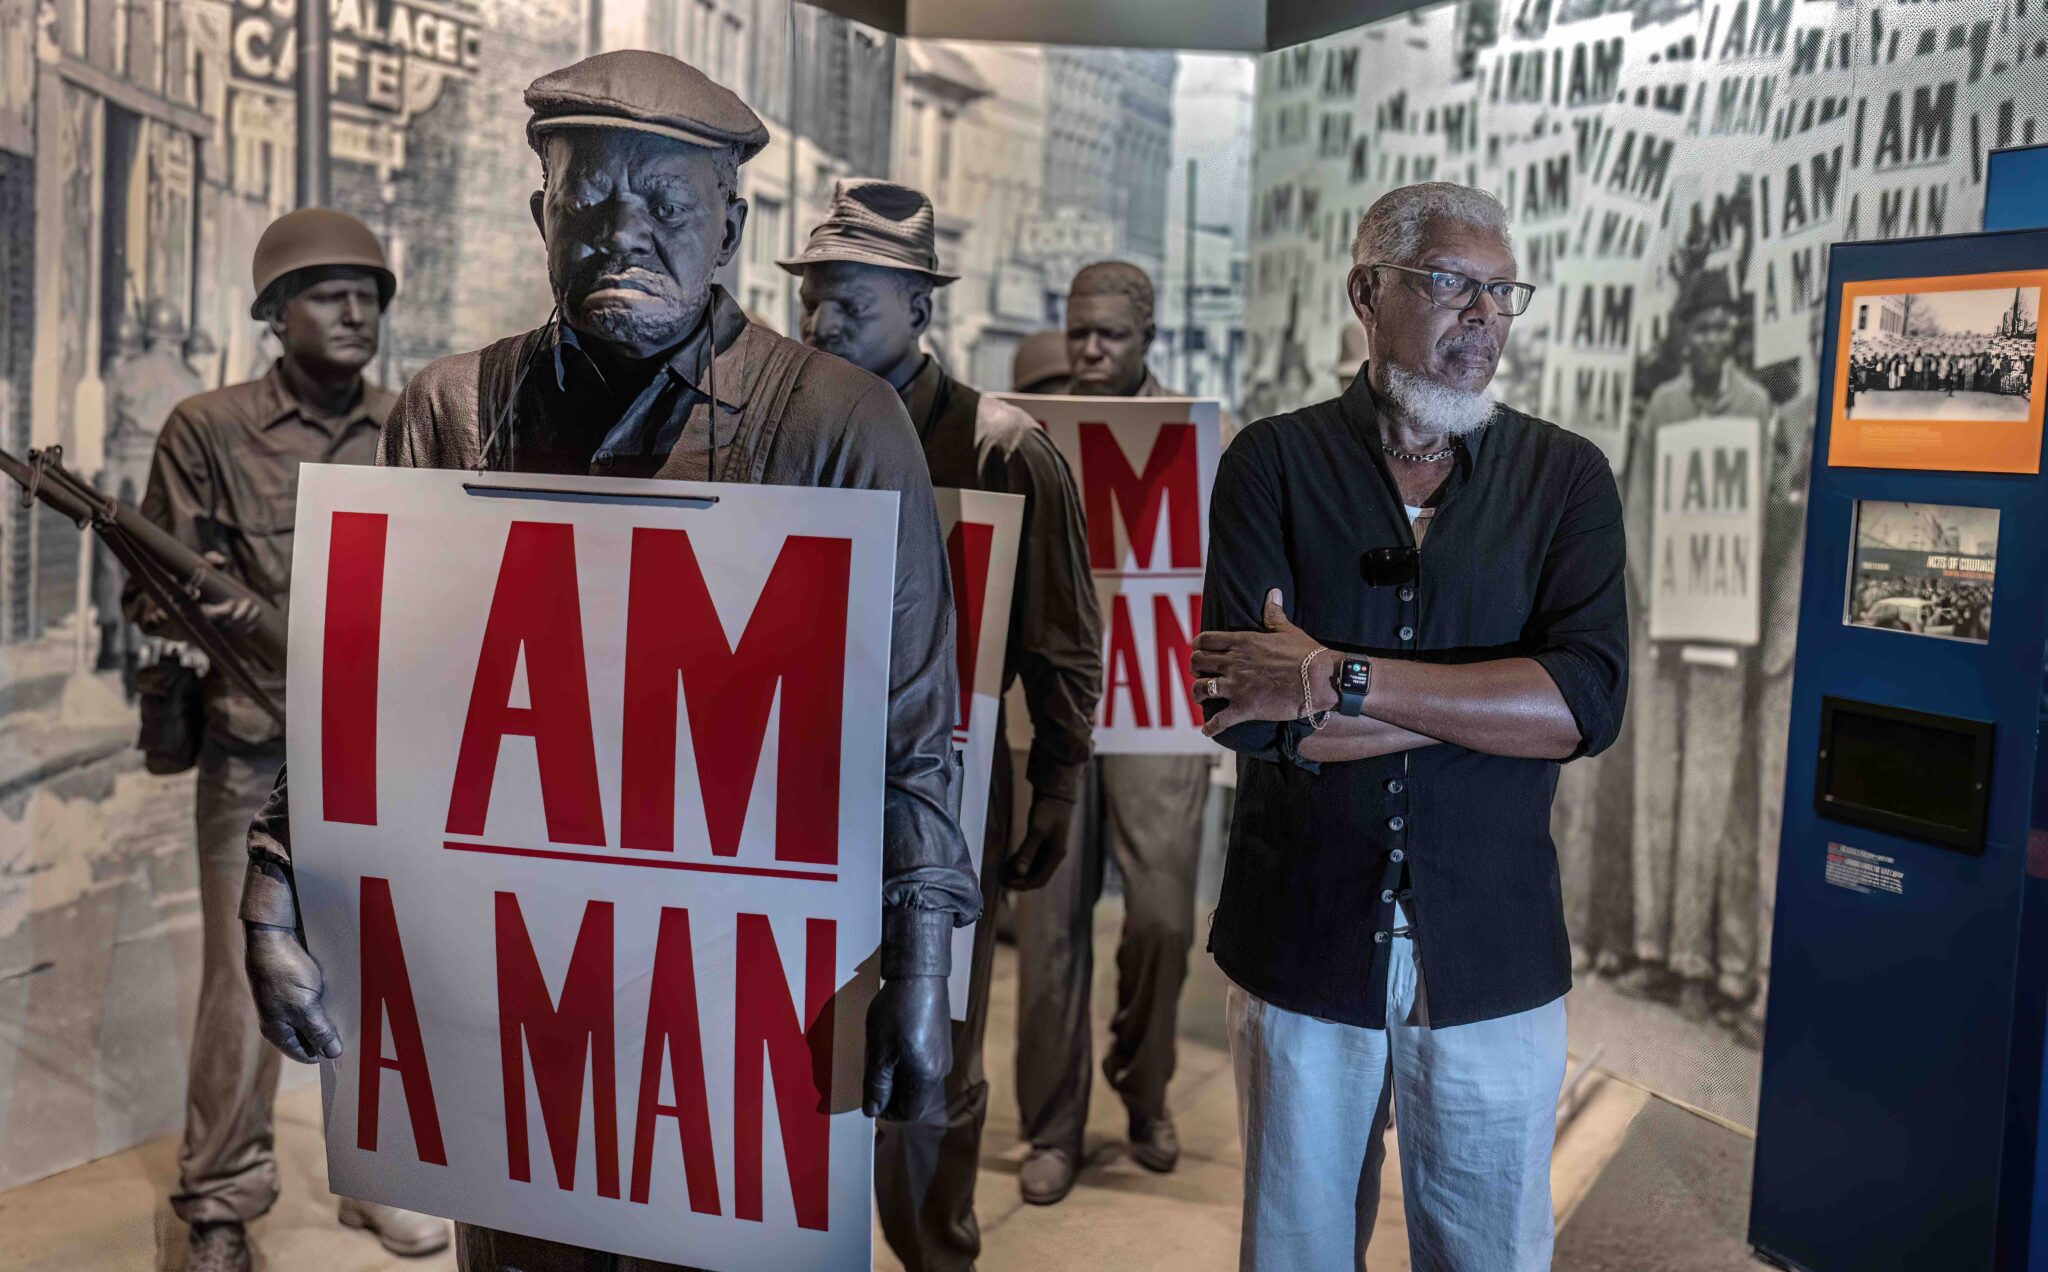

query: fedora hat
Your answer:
[779,179,958,284]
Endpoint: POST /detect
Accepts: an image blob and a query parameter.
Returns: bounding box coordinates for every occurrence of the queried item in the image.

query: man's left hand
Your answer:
[1192,588,1329,736]
[863,975,952,1122]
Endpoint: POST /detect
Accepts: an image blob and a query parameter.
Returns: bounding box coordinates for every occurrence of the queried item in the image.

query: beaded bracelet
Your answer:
[1299,646,1330,730]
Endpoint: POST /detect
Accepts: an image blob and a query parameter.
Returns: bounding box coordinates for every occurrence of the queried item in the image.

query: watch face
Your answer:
[1339,659,1370,692]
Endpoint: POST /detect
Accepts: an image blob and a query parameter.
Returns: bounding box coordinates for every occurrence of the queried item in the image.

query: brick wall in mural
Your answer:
[1246,0,2048,1126]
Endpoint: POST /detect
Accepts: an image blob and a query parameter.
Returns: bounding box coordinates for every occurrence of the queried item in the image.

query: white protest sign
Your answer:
[286,466,896,1270]
[995,394,1222,754]
[933,488,1022,1019]
[1649,415,1763,646]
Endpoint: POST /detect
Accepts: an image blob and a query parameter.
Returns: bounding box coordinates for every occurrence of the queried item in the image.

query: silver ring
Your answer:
[1203,677,1220,699]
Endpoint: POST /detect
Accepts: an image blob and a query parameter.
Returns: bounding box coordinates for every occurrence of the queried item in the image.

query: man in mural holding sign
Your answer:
[234,51,979,1270]
[1010,261,1211,1206]
[1192,182,1627,1269]
[1620,270,1775,1025]
[786,177,1102,1272]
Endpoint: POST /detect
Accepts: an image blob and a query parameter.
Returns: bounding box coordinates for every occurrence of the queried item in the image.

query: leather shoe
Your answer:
[1129,1112,1180,1173]
[187,1222,251,1272]
[1019,1145,1078,1205]
[338,1197,452,1257]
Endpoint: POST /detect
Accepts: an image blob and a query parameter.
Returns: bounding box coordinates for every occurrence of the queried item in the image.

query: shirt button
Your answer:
[1399,586,1415,602]
[1399,625,1415,641]
[1387,779,1404,794]
[1374,930,1390,944]
[1381,888,1396,903]
[1389,848,1406,863]
[1388,816,1406,831]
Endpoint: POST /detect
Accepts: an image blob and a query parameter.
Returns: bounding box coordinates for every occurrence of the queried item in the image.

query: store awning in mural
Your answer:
[804,0,1420,52]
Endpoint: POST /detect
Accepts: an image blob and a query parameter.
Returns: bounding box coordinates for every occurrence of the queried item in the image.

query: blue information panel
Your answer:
[1986,145,2048,232]
[1749,226,2048,1271]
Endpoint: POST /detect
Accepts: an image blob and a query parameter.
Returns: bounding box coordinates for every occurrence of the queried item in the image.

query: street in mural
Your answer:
[1246,0,2048,1125]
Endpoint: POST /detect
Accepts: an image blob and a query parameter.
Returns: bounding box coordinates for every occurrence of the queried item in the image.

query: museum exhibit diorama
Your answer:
[1,0,2046,1269]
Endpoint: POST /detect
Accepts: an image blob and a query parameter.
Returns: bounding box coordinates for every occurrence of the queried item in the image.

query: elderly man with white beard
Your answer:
[1190,183,1629,1271]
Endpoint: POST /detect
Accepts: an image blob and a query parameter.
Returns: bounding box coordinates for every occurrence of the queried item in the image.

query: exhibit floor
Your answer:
[0,899,1764,1272]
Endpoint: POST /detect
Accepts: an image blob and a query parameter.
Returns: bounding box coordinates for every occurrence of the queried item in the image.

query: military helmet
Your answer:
[142,297,186,344]
[249,208,395,319]
[111,310,145,355]
[1012,329,1071,394]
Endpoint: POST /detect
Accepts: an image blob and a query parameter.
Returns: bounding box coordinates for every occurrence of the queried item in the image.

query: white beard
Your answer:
[1380,365,1498,436]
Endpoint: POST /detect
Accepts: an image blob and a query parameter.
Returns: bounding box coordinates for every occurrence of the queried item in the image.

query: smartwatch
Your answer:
[1335,656,1371,716]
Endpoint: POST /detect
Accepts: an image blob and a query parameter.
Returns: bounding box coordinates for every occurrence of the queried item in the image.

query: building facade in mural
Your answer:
[1247,0,2048,1125]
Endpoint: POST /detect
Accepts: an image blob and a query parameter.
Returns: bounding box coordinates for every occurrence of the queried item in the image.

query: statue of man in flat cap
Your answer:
[235,51,979,1270]
[787,179,1103,1271]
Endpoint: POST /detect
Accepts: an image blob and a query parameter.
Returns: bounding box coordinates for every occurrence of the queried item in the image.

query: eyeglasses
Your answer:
[1361,546,1420,588]
[1373,263,1536,317]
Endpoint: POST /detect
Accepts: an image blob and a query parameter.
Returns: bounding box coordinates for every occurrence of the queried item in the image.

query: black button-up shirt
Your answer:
[1201,372,1628,1028]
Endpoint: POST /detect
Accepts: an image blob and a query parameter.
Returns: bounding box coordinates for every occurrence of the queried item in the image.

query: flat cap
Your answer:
[526,49,769,162]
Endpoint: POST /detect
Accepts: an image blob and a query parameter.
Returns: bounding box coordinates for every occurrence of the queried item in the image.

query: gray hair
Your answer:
[1350,182,1512,268]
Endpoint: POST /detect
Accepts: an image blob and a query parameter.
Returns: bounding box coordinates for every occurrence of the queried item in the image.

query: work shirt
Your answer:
[904,355,1100,804]
[1200,371,1629,1029]
[126,361,390,747]
[247,287,979,970]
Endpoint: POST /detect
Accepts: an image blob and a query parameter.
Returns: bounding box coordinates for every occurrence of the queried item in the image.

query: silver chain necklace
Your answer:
[1382,440,1458,463]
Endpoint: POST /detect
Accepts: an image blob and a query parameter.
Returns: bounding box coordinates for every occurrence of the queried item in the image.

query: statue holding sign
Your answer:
[237,51,977,1270]
[786,178,1103,1271]
[1010,262,1215,1207]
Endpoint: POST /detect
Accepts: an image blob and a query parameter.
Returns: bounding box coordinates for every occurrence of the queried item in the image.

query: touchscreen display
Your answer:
[1817,697,1992,851]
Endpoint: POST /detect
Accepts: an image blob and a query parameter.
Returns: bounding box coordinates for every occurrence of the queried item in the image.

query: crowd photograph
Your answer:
[1844,286,2040,422]
[1845,501,2000,644]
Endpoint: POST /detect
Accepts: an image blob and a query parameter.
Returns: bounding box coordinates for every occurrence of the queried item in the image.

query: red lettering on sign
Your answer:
[946,520,996,730]
[733,914,834,1231]
[1078,422,1200,571]
[496,892,620,1198]
[1102,594,1149,729]
[629,907,720,1212]
[1152,592,1203,730]
[1098,591,1204,730]
[447,522,607,847]
[357,876,446,1165]
[323,512,387,825]
[619,530,850,863]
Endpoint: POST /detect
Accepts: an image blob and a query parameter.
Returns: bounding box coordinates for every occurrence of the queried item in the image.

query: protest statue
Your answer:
[236,50,979,1270]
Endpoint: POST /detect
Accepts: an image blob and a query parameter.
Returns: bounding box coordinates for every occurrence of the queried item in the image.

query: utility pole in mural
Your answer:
[1246,0,2048,1129]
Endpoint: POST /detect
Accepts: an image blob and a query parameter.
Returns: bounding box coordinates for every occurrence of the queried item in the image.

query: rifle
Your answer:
[0,445,286,726]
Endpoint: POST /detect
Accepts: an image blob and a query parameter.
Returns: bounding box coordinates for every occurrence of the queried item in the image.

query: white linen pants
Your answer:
[1226,934,1567,1272]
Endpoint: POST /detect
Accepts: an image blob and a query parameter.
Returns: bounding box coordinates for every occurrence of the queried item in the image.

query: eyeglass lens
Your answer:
[1430,271,1533,316]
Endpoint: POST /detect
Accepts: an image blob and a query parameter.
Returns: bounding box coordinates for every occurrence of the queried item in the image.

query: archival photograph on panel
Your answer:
[1842,286,2039,423]
[1845,501,1999,644]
